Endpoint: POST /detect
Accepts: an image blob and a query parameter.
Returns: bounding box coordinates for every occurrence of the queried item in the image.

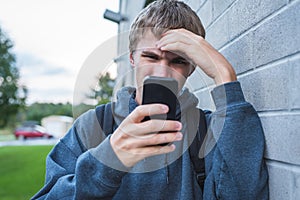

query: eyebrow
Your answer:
[141,51,160,56]
[141,50,188,61]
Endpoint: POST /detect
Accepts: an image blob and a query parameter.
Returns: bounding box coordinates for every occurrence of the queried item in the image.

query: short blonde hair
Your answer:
[129,0,205,52]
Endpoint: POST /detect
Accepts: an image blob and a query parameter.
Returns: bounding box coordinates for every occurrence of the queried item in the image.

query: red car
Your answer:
[14,125,53,140]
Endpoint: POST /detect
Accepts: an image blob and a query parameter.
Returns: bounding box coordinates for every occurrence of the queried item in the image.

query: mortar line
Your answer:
[237,51,300,78]
[266,159,300,171]
[218,0,297,52]
[258,109,300,117]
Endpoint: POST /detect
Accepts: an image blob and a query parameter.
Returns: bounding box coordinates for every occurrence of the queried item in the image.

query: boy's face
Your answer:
[130,30,194,104]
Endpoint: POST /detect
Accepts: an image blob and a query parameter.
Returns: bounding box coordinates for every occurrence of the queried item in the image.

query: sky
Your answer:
[0,0,119,104]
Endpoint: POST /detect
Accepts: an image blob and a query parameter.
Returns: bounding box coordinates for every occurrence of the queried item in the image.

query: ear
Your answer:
[130,52,135,67]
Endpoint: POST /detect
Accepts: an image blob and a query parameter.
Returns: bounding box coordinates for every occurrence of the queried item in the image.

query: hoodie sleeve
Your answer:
[31,112,128,200]
[203,81,269,200]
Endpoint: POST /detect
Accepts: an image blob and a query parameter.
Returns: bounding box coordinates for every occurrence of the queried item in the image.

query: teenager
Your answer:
[32,1,268,199]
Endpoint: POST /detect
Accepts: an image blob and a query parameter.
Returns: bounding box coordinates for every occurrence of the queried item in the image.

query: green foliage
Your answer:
[0,26,27,128]
[72,72,115,119]
[0,145,53,200]
[24,102,73,124]
[92,72,115,105]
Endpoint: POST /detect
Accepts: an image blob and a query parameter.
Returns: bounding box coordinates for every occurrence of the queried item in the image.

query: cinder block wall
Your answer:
[184,0,300,199]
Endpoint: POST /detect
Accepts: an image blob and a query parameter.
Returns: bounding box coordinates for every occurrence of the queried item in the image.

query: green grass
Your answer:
[0,145,53,200]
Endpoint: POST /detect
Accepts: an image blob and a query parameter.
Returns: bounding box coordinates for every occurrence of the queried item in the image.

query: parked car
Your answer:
[14,125,53,140]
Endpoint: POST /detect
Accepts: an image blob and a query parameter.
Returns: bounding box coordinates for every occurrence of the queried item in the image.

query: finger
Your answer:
[163,28,204,41]
[162,28,192,37]
[113,133,179,154]
[159,29,203,49]
[110,141,177,167]
[119,131,182,149]
[138,119,182,134]
[123,119,182,138]
[156,33,192,48]
[162,29,200,41]
[159,42,187,52]
[126,104,169,123]
[133,143,177,157]
[138,131,183,146]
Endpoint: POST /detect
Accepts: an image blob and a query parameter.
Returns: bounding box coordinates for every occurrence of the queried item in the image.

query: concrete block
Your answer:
[205,12,229,49]
[294,172,300,200]
[228,0,286,40]
[289,56,300,110]
[212,0,235,20]
[220,32,254,74]
[194,87,216,111]
[252,1,300,67]
[186,68,214,91]
[185,0,203,12]
[262,114,300,165]
[198,0,213,29]
[239,61,290,111]
[267,161,300,200]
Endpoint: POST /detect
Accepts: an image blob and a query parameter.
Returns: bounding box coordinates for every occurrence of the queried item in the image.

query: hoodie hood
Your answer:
[111,86,199,126]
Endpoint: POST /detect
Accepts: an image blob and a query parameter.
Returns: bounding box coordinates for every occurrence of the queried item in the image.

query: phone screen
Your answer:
[142,76,178,121]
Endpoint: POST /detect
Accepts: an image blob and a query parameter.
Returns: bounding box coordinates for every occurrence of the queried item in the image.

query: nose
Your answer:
[159,59,169,67]
[152,64,171,77]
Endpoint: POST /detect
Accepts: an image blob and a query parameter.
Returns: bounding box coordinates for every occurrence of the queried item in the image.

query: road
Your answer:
[0,138,59,147]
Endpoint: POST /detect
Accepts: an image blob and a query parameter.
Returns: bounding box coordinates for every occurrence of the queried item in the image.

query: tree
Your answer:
[25,102,72,124]
[73,72,115,119]
[93,72,115,105]
[0,26,27,128]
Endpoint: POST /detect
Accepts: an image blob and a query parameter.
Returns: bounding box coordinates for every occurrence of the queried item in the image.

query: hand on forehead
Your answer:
[132,31,193,65]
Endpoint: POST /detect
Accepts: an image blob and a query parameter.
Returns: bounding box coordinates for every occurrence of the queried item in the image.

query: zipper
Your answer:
[165,154,169,184]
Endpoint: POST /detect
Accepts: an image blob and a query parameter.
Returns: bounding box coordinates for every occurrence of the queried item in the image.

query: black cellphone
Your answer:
[142,76,178,121]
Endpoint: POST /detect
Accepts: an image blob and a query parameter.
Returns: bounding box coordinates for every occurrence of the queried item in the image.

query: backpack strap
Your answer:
[95,102,115,136]
[188,109,207,191]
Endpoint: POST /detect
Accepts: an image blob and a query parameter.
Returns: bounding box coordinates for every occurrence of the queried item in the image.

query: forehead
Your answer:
[135,30,159,50]
[134,31,184,59]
